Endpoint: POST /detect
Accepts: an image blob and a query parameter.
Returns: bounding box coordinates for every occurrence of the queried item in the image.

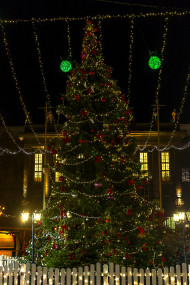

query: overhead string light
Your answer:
[0,10,190,24]
[65,19,72,59]
[161,70,190,149]
[0,22,42,146]
[126,16,135,104]
[97,19,103,54]
[32,20,58,134]
[0,113,46,155]
[141,69,190,152]
[60,19,72,72]
[139,17,169,151]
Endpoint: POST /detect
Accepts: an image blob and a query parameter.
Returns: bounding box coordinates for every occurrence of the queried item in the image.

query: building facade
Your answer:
[1,122,190,255]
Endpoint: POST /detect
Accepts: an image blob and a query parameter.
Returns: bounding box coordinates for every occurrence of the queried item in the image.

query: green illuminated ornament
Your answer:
[148,56,161,69]
[60,60,72,72]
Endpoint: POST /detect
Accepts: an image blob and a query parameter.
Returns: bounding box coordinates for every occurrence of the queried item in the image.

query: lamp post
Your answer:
[21,211,41,264]
[173,211,190,264]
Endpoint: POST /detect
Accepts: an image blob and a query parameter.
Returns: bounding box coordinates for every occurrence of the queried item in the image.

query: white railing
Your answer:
[0,256,189,284]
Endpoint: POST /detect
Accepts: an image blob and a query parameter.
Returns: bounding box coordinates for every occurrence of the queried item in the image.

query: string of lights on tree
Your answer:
[45,164,148,229]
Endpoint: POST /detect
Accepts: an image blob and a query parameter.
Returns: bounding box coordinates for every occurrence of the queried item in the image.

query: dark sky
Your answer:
[0,0,190,126]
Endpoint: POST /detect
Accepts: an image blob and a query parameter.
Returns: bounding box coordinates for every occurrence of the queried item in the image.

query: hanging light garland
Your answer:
[0,12,189,156]
[0,10,189,24]
[138,69,190,152]
[65,19,72,59]
[127,16,135,104]
[97,19,103,54]
[0,113,46,155]
[139,17,169,151]
[0,22,42,146]
[32,21,58,133]
[60,20,72,72]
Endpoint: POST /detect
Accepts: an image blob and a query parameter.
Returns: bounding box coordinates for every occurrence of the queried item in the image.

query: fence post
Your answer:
[176,264,181,285]
[127,267,132,285]
[25,262,30,285]
[157,268,162,285]
[164,267,169,285]
[121,266,126,285]
[8,263,13,285]
[169,266,175,285]
[4,264,8,285]
[103,264,108,285]
[60,268,66,285]
[109,263,114,285]
[20,263,26,285]
[115,264,120,285]
[90,264,95,285]
[78,266,83,285]
[37,266,42,285]
[14,262,19,285]
[31,264,36,285]
[145,268,150,285]
[84,266,89,285]
[66,267,71,285]
[182,263,187,285]
[188,264,190,285]
[72,268,77,285]
[54,268,59,285]
[48,267,54,285]
[96,263,101,285]
[139,268,144,285]
[43,267,47,285]
[0,266,2,285]
[133,268,138,285]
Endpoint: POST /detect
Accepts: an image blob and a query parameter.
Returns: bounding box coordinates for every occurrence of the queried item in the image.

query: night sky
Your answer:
[0,0,189,126]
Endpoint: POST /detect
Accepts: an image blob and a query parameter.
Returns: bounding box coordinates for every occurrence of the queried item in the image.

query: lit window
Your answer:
[55,154,61,182]
[182,168,190,182]
[140,152,148,176]
[161,152,170,181]
[164,217,175,230]
[34,154,43,182]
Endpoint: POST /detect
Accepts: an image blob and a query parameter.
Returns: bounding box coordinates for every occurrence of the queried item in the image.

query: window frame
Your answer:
[34,153,43,182]
[161,152,170,182]
[182,168,190,182]
[139,152,148,177]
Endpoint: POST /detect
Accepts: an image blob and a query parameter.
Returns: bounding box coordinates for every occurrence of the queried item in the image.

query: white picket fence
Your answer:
[0,256,189,284]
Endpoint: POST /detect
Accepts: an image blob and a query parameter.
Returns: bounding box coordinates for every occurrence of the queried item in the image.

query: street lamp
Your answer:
[21,211,41,264]
[173,211,190,264]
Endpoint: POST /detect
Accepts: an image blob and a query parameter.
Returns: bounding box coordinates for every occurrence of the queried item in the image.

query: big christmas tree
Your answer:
[27,20,167,269]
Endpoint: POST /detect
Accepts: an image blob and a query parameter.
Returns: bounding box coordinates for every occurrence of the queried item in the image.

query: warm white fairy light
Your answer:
[139,17,169,151]
[32,21,58,133]
[59,155,93,166]
[0,113,45,155]
[97,19,103,54]
[138,69,190,152]
[0,10,189,24]
[0,22,41,146]
[127,16,134,104]
[65,19,72,58]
